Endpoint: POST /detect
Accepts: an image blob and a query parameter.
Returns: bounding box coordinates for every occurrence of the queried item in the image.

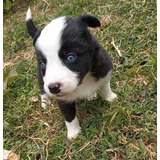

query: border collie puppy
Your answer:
[26,8,117,139]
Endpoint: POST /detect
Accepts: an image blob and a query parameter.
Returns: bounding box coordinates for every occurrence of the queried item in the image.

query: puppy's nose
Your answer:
[48,82,61,94]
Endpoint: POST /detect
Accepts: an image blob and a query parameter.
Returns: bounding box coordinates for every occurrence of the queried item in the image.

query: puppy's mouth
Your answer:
[56,93,65,97]
[54,93,69,100]
[54,89,76,99]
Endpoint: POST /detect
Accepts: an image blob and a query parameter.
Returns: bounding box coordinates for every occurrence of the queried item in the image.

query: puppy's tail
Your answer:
[26,7,38,38]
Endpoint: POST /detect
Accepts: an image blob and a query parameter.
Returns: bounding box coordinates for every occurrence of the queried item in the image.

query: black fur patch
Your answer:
[35,48,47,94]
[57,100,76,122]
[59,17,113,82]
[59,17,94,82]
[77,15,101,28]
[35,48,47,76]
[33,29,43,46]
[90,37,113,79]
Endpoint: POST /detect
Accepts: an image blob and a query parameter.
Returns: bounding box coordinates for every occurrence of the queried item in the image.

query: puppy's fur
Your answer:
[26,8,117,139]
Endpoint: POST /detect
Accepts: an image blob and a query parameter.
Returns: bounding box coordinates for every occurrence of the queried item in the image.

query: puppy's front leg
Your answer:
[41,94,51,109]
[57,100,81,139]
[37,64,51,109]
[99,71,117,102]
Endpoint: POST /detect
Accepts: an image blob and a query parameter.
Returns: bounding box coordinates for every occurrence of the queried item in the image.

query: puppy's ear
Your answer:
[78,15,101,28]
[26,7,38,38]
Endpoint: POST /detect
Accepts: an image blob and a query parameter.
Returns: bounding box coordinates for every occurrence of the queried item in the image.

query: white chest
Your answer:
[66,74,105,101]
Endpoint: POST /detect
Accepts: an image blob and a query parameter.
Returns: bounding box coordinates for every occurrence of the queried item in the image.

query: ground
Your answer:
[3,0,157,159]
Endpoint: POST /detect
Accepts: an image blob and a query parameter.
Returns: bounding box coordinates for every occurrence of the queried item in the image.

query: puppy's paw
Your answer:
[41,102,47,109]
[105,92,117,102]
[41,94,51,109]
[67,126,81,140]
[65,116,81,140]
[87,93,97,101]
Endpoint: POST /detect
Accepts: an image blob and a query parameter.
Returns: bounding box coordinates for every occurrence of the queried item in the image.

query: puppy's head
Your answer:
[26,8,100,99]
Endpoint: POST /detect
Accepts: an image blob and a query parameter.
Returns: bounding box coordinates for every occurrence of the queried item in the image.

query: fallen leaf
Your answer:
[3,149,20,160]
[29,96,39,102]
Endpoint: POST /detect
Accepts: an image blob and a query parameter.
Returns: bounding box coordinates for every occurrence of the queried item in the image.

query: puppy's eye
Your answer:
[40,62,46,70]
[66,54,76,63]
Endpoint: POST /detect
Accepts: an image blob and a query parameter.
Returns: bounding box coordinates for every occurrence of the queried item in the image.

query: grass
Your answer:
[3,0,157,159]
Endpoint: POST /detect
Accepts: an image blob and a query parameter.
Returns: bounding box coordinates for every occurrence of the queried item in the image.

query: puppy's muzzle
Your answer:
[48,82,61,94]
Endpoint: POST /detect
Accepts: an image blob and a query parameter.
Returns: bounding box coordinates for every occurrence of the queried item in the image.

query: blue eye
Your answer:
[40,62,46,70]
[66,54,76,63]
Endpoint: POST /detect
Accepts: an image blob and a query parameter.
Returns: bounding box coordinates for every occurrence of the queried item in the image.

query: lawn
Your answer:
[3,0,157,159]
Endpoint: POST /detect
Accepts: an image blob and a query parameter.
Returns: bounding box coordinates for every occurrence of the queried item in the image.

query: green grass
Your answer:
[3,0,157,159]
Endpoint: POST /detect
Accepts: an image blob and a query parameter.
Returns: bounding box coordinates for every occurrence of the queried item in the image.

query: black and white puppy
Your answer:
[26,8,117,139]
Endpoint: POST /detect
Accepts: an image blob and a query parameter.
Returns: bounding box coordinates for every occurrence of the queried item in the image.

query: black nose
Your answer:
[48,83,61,94]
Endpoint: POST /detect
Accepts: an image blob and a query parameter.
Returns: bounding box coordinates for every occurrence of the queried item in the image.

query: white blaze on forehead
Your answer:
[36,16,66,55]
[35,17,79,97]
